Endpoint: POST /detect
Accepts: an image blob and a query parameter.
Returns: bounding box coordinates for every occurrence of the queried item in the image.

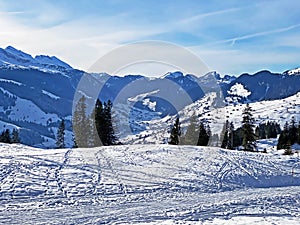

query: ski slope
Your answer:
[0,143,300,224]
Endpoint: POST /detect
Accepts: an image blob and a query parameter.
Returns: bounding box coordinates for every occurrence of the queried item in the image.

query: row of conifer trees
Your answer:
[70,96,117,148]
[168,104,282,152]
[0,128,20,144]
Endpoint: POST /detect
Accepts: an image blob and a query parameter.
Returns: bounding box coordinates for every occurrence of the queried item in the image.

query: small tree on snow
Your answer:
[241,103,256,151]
[11,129,20,143]
[56,119,65,148]
[0,129,11,143]
[182,114,198,145]
[197,121,210,146]
[169,117,181,145]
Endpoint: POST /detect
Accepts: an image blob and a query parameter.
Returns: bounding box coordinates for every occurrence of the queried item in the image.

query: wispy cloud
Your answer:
[222,23,300,46]
[180,7,244,25]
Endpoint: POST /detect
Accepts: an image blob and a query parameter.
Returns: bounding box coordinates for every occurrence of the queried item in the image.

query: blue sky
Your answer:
[1,0,300,76]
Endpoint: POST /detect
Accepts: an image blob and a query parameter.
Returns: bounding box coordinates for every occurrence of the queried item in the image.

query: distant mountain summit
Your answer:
[283,67,300,75]
[0,46,72,71]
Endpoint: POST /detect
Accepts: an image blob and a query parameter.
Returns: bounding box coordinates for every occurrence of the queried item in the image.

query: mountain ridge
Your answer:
[0,46,300,147]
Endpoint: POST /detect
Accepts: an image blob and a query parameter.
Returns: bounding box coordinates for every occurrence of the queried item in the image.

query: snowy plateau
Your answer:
[0,143,299,224]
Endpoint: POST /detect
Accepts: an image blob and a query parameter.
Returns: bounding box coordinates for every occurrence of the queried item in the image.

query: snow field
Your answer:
[0,143,299,224]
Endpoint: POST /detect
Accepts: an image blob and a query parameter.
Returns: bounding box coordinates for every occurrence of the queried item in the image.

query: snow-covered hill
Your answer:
[0,143,299,224]
[122,91,300,145]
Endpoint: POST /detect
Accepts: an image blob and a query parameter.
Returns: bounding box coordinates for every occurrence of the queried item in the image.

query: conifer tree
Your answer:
[182,114,198,145]
[233,127,243,148]
[92,99,118,146]
[289,117,297,144]
[102,100,117,145]
[197,121,209,146]
[221,120,235,149]
[72,133,78,148]
[0,129,11,143]
[94,99,104,146]
[241,103,256,151]
[73,96,89,147]
[56,119,65,148]
[169,117,181,145]
[221,120,230,149]
[297,121,300,144]
[11,128,20,143]
[228,122,235,149]
[277,122,289,150]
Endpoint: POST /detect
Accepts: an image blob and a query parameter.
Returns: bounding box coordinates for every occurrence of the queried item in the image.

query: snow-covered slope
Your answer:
[125,91,300,145]
[0,46,72,71]
[284,67,300,75]
[0,143,299,224]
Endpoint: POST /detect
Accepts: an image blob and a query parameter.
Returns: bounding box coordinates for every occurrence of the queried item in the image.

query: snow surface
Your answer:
[285,68,300,75]
[8,96,59,126]
[0,78,23,86]
[42,90,60,100]
[143,98,156,111]
[0,143,299,224]
[227,83,251,100]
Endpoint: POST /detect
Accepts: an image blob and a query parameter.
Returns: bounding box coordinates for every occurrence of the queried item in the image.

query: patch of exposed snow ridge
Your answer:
[227,83,251,98]
[42,90,60,100]
[143,98,156,111]
[285,67,300,75]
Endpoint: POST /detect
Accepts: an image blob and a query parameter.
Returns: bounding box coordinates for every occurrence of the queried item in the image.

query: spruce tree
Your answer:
[241,103,256,151]
[72,133,78,148]
[277,122,289,150]
[0,130,4,143]
[0,129,11,143]
[11,129,20,143]
[289,117,297,144]
[94,99,104,146]
[169,117,181,145]
[228,122,235,149]
[233,127,243,148]
[182,114,198,145]
[102,100,117,145]
[92,99,118,146]
[197,121,209,146]
[73,96,89,147]
[221,120,235,149]
[221,120,230,149]
[297,121,300,144]
[56,119,65,148]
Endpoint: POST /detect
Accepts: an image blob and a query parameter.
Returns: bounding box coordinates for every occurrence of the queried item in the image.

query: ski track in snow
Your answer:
[0,144,299,224]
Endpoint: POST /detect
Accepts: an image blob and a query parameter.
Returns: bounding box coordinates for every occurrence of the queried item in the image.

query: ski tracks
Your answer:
[54,148,72,198]
[95,148,127,195]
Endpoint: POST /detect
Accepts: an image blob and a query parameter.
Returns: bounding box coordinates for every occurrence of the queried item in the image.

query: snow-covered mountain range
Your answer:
[0,46,72,71]
[0,46,300,147]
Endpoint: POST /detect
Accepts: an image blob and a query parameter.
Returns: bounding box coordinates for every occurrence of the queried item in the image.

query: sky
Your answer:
[1,0,300,77]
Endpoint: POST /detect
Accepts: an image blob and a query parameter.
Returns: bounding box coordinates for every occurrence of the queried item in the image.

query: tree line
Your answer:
[168,104,282,152]
[168,116,211,146]
[0,128,20,144]
[56,96,118,148]
[277,117,300,154]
